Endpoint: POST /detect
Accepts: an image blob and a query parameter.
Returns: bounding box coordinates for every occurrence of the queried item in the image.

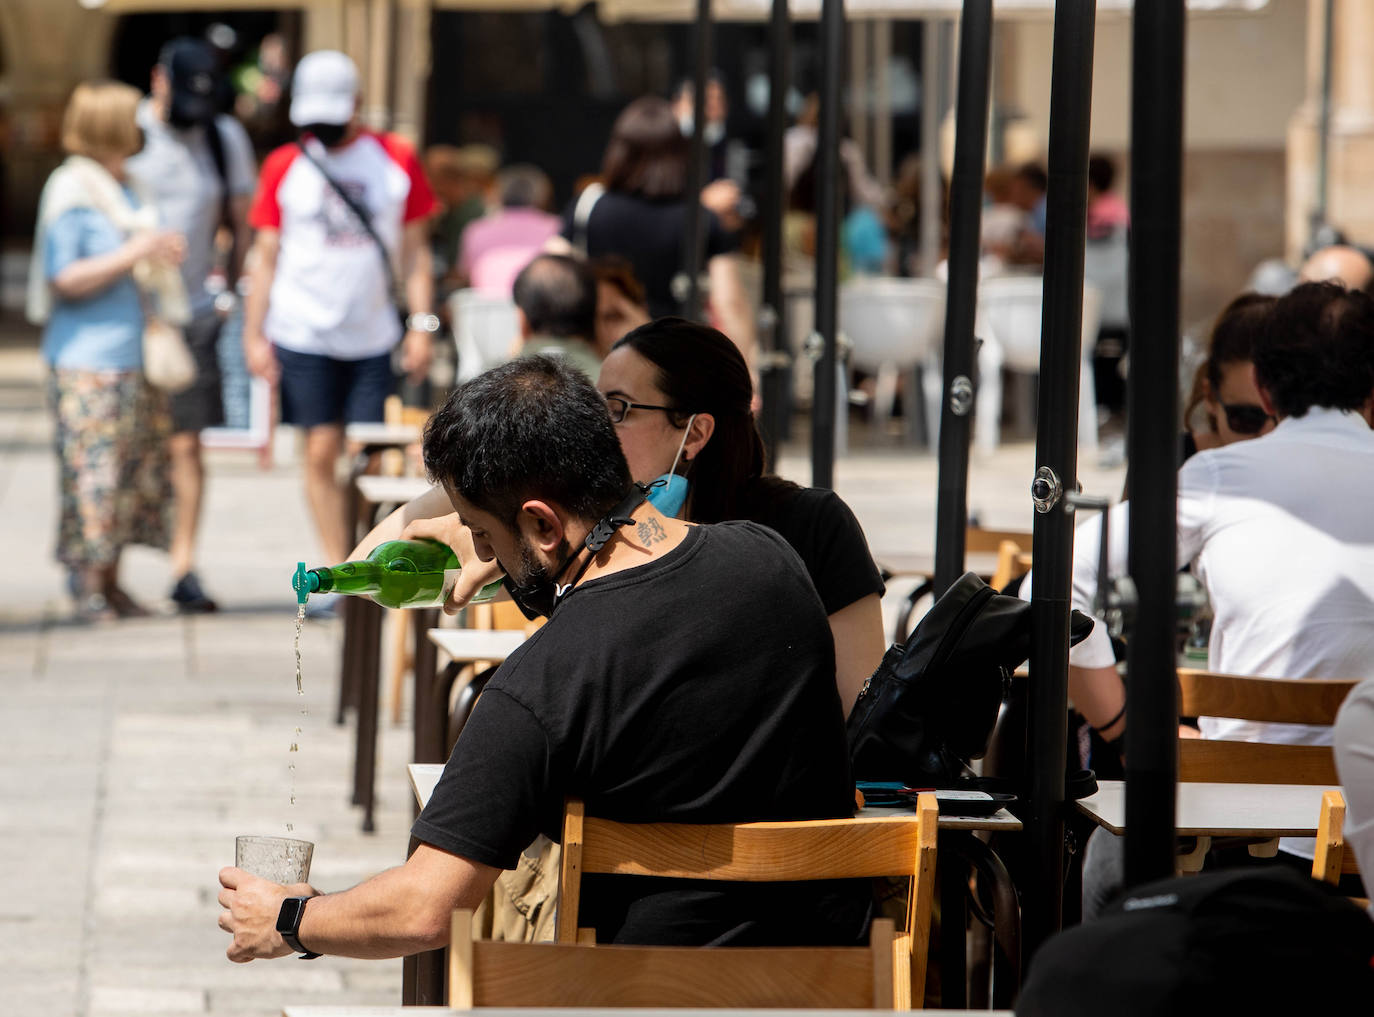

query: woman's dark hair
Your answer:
[1205,292,1276,394]
[1087,154,1117,194]
[1182,291,1275,431]
[1255,281,1374,419]
[612,317,768,523]
[601,96,689,200]
[423,356,631,526]
[590,254,648,310]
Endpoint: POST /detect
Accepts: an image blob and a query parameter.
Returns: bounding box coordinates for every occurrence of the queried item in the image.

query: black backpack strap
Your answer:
[294,139,402,306]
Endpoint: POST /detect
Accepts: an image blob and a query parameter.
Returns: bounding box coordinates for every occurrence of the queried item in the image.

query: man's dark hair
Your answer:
[512,254,597,340]
[1087,154,1116,194]
[422,356,631,526]
[1254,281,1374,418]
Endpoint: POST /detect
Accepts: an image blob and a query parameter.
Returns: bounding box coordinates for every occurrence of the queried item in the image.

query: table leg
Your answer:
[336,450,372,725]
[938,830,968,1008]
[352,597,382,832]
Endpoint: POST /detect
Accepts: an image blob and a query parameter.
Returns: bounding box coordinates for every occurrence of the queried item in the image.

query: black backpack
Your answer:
[846,571,1093,786]
[1017,866,1374,1016]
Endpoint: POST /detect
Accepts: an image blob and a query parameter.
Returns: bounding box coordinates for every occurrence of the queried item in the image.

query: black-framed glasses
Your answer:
[603,395,677,424]
[1221,403,1275,435]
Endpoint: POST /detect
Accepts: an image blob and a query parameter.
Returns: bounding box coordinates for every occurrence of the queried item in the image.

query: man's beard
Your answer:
[508,536,573,589]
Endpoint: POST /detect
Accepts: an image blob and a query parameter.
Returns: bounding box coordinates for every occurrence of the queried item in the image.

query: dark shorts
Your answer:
[275,345,395,429]
[168,313,225,433]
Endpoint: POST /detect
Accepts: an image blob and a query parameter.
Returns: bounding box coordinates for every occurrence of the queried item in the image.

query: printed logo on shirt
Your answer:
[316,179,374,248]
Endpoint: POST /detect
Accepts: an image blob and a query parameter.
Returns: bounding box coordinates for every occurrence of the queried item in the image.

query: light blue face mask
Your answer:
[644,413,696,519]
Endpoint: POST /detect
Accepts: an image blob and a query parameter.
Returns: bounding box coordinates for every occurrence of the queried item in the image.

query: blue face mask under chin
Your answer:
[644,411,697,519]
[646,472,689,518]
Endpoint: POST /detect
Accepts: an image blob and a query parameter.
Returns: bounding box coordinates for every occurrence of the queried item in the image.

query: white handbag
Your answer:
[142,316,197,393]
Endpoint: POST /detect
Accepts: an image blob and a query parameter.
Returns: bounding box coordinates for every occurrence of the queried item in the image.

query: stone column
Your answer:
[1287,0,1374,259]
[389,0,432,145]
[0,0,116,242]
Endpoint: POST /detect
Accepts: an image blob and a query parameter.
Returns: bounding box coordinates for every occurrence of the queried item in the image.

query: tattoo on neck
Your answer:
[635,517,667,547]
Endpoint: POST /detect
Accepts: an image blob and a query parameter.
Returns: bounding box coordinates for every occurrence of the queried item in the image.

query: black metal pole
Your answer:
[1024,0,1095,961]
[1312,0,1334,245]
[810,0,845,490]
[932,0,992,598]
[681,0,713,321]
[1123,0,1184,891]
[759,0,792,469]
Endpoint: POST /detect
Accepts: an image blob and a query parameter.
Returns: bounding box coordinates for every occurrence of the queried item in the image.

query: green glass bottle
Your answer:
[293,539,504,609]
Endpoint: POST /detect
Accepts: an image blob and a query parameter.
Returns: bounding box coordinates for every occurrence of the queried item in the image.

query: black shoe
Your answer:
[171,571,218,613]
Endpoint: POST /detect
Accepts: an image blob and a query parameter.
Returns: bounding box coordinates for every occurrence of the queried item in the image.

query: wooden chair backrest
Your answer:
[1176,670,1356,785]
[449,908,899,1009]
[965,526,1032,555]
[1311,789,1362,884]
[557,794,938,1008]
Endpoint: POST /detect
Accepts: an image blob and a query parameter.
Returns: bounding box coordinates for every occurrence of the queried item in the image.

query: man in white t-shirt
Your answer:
[127,38,257,613]
[243,50,437,567]
[1054,282,1374,910]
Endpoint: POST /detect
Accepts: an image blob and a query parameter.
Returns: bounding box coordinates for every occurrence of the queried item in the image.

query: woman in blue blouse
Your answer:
[27,81,186,619]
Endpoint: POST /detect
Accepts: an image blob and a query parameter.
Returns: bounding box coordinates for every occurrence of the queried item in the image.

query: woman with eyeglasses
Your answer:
[358,318,886,715]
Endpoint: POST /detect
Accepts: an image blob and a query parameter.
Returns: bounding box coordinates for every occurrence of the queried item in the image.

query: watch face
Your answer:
[276,895,305,933]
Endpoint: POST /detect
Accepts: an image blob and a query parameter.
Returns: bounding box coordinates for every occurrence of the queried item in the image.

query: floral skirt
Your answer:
[49,369,172,570]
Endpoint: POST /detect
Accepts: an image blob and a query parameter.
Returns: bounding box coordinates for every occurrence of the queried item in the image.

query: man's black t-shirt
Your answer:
[739,479,886,616]
[560,191,738,318]
[412,520,865,945]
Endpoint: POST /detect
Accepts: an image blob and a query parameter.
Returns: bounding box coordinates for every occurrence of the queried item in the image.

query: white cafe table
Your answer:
[355,473,433,508]
[345,421,423,447]
[1075,779,1336,871]
[285,1008,1012,1017]
[409,763,1022,832]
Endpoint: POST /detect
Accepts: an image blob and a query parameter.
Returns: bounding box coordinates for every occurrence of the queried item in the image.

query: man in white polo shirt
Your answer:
[243,50,438,569]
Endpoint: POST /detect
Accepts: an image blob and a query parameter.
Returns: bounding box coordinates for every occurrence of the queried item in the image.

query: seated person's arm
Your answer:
[220,843,499,961]
[350,486,506,612]
[348,484,452,559]
[829,593,885,720]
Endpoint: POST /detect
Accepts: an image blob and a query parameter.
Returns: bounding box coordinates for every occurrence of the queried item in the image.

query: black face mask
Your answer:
[303,122,348,148]
[508,484,650,620]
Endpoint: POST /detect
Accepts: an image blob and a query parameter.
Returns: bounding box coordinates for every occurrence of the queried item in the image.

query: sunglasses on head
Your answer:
[1221,403,1275,435]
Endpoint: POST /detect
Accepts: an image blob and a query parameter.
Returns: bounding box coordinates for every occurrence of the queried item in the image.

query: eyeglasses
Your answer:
[1221,403,1275,435]
[603,395,677,424]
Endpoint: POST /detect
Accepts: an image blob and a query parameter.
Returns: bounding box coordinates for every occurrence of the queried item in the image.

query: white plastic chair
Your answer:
[838,276,946,443]
[976,275,1103,453]
[450,288,521,384]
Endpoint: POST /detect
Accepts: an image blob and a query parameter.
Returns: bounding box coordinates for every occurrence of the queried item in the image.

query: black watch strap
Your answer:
[276,895,321,959]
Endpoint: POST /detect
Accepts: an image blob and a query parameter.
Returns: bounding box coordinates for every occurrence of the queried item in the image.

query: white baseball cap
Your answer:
[289,50,358,127]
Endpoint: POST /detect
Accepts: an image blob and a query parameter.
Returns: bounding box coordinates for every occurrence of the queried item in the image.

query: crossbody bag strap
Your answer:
[295,139,402,304]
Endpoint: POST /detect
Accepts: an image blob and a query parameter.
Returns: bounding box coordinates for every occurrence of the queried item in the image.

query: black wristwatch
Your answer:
[276,896,321,959]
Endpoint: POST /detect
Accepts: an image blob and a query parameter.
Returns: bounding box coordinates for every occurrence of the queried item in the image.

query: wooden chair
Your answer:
[1312,789,1362,884]
[448,907,904,1009]
[555,793,939,1009]
[1176,669,1357,785]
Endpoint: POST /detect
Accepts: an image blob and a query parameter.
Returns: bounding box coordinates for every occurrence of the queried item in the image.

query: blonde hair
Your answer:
[62,81,143,161]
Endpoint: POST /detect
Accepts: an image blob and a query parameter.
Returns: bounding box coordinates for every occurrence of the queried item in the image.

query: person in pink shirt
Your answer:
[458,165,560,296]
[1086,154,1130,241]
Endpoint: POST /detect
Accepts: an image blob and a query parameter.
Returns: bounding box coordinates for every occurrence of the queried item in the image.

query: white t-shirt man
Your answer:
[1059,406,1374,746]
[248,131,436,360]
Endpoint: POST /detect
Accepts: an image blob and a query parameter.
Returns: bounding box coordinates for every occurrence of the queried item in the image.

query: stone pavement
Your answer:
[0,314,1124,1017]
